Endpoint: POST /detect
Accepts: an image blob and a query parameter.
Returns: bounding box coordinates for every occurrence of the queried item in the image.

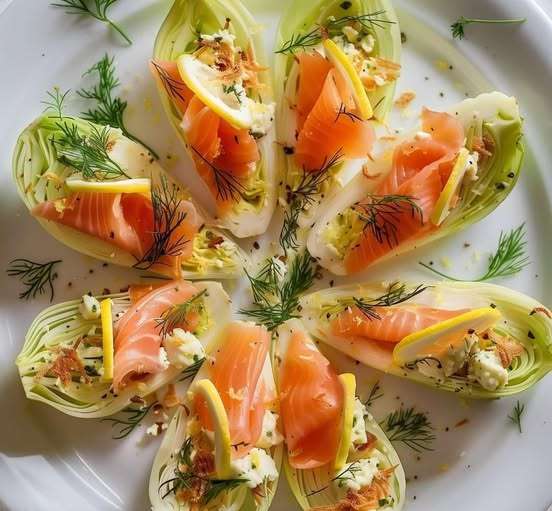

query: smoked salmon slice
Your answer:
[150,60,195,115]
[331,305,469,343]
[196,322,270,456]
[280,329,343,469]
[295,69,374,172]
[344,109,464,273]
[113,280,200,392]
[32,191,201,275]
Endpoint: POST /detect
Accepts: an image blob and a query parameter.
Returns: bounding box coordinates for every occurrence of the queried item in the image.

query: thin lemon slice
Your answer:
[334,373,356,470]
[323,39,373,120]
[430,148,470,226]
[393,307,502,366]
[65,177,151,195]
[177,54,252,129]
[100,298,114,382]
[194,379,232,478]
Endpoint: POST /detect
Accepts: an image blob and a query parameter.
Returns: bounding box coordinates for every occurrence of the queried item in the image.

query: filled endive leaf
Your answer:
[275,319,406,510]
[152,0,277,238]
[299,282,552,398]
[308,92,524,274]
[15,280,230,418]
[149,321,283,511]
[12,115,246,279]
[274,0,401,251]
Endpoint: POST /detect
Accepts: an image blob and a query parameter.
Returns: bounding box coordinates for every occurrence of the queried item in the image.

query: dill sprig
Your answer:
[382,407,435,452]
[241,251,316,331]
[6,258,62,302]
[365,380,383,408]
[327,282,428,320]
[42,87,71,119]
[451,16,526,40]
[79,54,158,158]
[133,176,191,270]
[101,401,157,439]
[155,289,207,338]
[419,223,529,282]
[335,103,363,123]
[191,146,246,203]
[179,357,205,382]
[508,400,525,434]
[151,60,192,109]
[306,460,363,497]
[51,0,132,44]
[55,120,130,180]
[353,194,424,248]
[159,438,246,502]
[280,149,343,253]
[222,83,244,104]
[244,258,283,304]
[276,11,394,54]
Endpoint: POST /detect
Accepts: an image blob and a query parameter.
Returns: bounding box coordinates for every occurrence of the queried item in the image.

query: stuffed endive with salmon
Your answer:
[299,282,552,398]
[151,0,277,238]
[13,115,246,279]
[15,280,230,418]
[274,0,401,250]
[149,321,283,510]
[276,320,405,511]
[308,92,524,274]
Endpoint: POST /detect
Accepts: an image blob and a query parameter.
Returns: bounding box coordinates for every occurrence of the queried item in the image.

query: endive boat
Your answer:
[274,0,401,243]
[15,280,230,417]
[13,115,246,279]
[299,282,552,398]
[308,92,524,274]
[276,319,405,510]
[149,321,283,510]
[151,0,277,238]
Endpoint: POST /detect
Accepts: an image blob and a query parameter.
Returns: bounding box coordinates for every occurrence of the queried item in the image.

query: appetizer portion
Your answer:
[16,280,230,417]
[299,282,552,398]
[275,0,401,248]
[13,115,245,279]
[308,92,524,274]
[276,320,405,510]
[152,0,277,237]
[149,321,283,510]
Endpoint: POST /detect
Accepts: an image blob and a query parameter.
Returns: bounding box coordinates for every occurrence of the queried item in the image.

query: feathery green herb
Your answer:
[508,400,525,434]
[365,380,383,408]
[306,460,363,497]
[419,223,529,282]
[241,251,316,330]
[155,289,207,338]
[6,258,62,302]
[51,0,132,44]
[42,87,71,119]
[382,407,435,452]
[451,16,526,40]
[55,120,130,180]
[179,357,205,382]
[79,54,158,158]
[101,401,157,439]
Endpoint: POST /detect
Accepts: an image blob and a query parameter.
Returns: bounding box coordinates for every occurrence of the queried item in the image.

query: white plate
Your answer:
[1,1,551,510]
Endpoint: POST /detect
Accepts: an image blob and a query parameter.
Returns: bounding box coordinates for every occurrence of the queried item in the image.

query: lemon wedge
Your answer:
[430,148,471,226]
[65,177,151,195]
[334,373,356,470]
[100,298,114,382]
[323,39,373,120]
[393,307,502,366]
[177,54,252,129]
[194,379,232,478]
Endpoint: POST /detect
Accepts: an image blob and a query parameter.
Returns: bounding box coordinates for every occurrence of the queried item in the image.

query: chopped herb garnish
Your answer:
[419,223,529,282]
[101,401,157,439]
[382,407,435,452]
[508,400,525,433]
[365,380,383,407]
[51,0,132,44]
[6,258,62,302]
[42,87,71,119]
[155,289,206,338]
[451,16,526,40]
[179,357,205,382]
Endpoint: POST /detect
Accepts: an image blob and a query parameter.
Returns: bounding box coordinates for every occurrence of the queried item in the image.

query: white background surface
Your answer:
[0,1,551,510]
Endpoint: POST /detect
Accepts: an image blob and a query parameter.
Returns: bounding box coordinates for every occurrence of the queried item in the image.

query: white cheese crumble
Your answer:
[79,295,101,320]
[351,398,368,446]
[200,29,236,46]
[163,329,205,369]
[159,347,170,371]
[231,448,278,488]
[468,349,508,391]
[335,458,379,492]
[256,411,284,449]
[248,101,275,137]
[360,34,375,55]
[464,151,480,182]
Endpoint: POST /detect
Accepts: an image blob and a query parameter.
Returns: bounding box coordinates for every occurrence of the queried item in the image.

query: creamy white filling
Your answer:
[163,329,205,369]
[231,448,278,488]
[79,295,101,320]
